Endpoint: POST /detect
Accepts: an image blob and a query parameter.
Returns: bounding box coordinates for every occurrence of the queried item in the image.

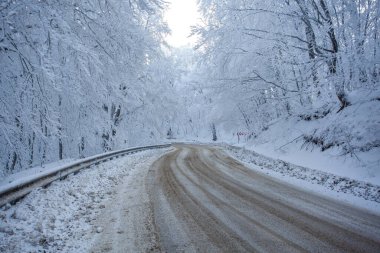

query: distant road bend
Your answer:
[147,144,380,253]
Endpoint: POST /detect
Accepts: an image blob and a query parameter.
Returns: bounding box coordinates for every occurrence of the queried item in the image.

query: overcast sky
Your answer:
[164,0,201,47]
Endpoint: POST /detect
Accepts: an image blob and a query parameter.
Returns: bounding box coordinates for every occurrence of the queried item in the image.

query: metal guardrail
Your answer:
[0,144,171,207]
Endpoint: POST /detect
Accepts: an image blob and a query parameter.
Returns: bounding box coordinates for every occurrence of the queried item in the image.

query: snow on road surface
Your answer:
[1,144,380,252]
[149,144,380,252]
[0,148,170,252]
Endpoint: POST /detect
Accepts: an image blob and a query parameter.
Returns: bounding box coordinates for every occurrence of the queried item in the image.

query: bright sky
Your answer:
[164,0,201,47]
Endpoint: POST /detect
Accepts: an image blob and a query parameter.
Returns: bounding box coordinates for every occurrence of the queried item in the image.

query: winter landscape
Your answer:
[0,0,379,252]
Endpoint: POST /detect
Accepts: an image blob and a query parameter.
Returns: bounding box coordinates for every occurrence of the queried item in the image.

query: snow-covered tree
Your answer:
[0,0,177,176]
[194,0,379,137]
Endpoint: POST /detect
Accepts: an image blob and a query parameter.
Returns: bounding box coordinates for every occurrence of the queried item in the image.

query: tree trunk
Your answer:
[319,0,338,74]
[319,0,349,111]
[58,95,63,160]
[294,0,319,90]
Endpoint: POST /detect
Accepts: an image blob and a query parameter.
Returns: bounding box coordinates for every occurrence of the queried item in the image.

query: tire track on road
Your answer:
[148,144,380,253]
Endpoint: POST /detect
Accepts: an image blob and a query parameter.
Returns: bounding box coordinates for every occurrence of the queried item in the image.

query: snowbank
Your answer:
[0,149,167,252]
[222,89,380,185]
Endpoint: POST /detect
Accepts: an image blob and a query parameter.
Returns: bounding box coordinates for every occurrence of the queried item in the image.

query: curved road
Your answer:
[147,144,380,252]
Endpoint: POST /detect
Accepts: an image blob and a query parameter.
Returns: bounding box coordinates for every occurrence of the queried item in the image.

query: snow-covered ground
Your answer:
[196,88,380,216]
[0,149,169,252]
[0,146,169,195]
[219,89,380,185]
[0,158,73,192]
[222,145,380,215]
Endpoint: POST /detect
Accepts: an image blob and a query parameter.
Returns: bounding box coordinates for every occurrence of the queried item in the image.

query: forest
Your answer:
[0,0,379,177]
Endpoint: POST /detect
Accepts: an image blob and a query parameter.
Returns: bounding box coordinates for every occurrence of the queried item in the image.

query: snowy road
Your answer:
[148,144,380,252]
[2,144,380,252]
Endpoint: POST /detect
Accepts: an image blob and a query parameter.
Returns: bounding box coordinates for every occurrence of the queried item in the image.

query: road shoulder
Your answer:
[89,149,173,253]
